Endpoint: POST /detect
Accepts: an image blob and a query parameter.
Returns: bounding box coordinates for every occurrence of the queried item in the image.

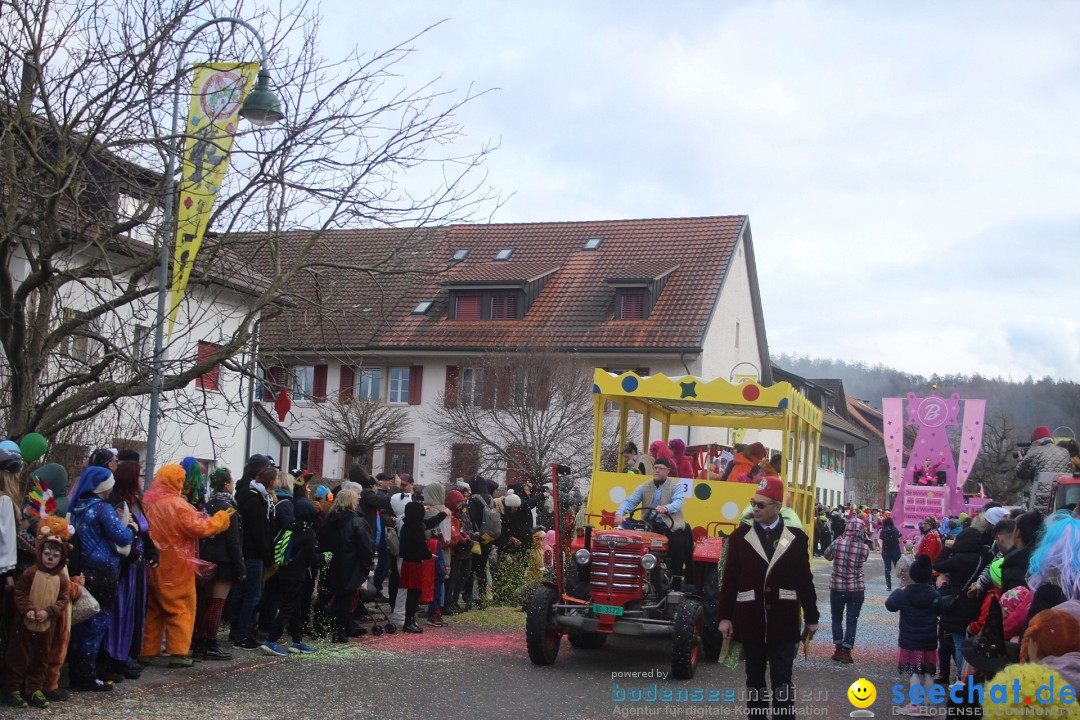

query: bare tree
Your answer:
[969,410,1026,503]
[0,0,496,441]
[310,396,411,469]
[426,348,596,485]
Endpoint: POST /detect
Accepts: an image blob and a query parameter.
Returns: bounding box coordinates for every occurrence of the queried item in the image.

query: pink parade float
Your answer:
[885,389,990,531]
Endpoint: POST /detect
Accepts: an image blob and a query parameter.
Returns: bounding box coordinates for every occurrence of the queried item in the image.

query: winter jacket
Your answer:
[499,505,534,553]
[400,501,443,563]
[880,526,902,560]
[717,519,819,644]
[933,528,986,632]
[1000,545,1033,593]
[200,491,245,580]
[916,530,943,565]
[276,501,322,583]
[318,509,374,594]
[1016,440,1073,481]
[824,517,869,592]
[71,496,135,575]
[885,581,941,651]
[236,481,275,566]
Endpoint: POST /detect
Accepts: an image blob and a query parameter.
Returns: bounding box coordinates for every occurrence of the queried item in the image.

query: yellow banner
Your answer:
[168,62,259,336]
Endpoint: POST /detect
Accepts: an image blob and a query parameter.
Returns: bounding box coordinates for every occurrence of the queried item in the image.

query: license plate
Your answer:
[593,603,624,616]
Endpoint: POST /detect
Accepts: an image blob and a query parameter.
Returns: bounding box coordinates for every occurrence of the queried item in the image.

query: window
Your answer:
[461,368,480,407]
[583,235,603,250]
[450,443,480,480]
[292,365,315,402]
[289,439,324,475]
[117,192,162,245]
[455,295,482,321]
[494,247,514,261]
[511,367,531,409]
[357,367,382,401]
[620,292,644,321]
[388,366,410,404]
[132,324,152,369]
[412,300,433,315]
[451,248,469,262]
[490,294,518,321]
[194,341,222,391]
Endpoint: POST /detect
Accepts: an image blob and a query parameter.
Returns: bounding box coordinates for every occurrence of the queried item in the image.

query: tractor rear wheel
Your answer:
[671,599,704,679]
[568,630,607,649]
[699,565,723,662]
[526,586,562,665]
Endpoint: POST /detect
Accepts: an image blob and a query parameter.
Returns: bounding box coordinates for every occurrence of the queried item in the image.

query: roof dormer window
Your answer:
[494,247,514,261]
[412,301,433,315]
[451,248,470,262]
[583,235,603,250]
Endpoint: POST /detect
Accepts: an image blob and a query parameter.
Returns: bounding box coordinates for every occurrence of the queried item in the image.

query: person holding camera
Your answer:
[614,457,688,586]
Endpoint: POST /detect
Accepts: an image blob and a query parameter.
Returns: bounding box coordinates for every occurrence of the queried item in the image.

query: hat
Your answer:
[445,489,465,510]
[375,473,389,482]
[909,554,933,584]
[37,515,73,542]
[88,448,116,467]
[314,485,331,501]
[1032,426,1053,442]
[622,441,638,454]
[923,516,939,530]
[0,448,24,474]
[754,475,784,503]
[653,456,671,468]
[504,490,522,508]
[982,664,1071,718]
[963,596,1016,673]
[1020,609,1080,662]
[984,506,1009,527]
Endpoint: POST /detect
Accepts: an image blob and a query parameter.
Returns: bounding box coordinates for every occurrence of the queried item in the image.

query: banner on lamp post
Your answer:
[167,62,260,337]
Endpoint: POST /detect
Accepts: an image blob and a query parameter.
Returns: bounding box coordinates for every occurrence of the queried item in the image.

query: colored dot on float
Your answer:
[695,484,712,500]
[742,384,760,401]
[621,376,639,393]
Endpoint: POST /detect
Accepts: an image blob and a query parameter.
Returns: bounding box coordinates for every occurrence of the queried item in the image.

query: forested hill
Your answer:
[772,353,1080,436]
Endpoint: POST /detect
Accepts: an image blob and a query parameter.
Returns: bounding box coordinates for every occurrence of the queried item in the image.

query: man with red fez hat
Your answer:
[718,475,818,719]
[1016,425,1072,486]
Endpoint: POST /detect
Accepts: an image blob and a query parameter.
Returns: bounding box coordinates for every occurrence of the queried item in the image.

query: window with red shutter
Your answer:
[620,292,645,320]
[195,342,221,391]
[338,365,355,402]
[408,365,423,405]
[444,366,460,408]
[313,364,328,403]
[307,439,324,475]
[490,294,518,321]
[505,444,528,486]
[455,295,482,321]
[450,443,479,479]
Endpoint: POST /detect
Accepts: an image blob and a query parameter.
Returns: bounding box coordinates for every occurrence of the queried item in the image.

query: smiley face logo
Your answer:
[847,678,876,709]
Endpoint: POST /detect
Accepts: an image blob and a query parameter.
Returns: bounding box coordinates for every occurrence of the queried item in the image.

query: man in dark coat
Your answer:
[933,526,986,683]
[718,476,819,719]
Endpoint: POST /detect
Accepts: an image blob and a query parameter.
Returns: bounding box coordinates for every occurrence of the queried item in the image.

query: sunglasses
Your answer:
[751,500,778,509]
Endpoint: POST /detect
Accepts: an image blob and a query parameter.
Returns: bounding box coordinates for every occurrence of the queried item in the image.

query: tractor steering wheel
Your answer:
[626,507,675,533]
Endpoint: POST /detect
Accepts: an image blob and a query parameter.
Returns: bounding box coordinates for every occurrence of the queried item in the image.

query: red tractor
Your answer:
[525,497,725,679]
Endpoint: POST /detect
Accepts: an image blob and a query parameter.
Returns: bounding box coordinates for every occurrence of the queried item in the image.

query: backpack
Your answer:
[273,528,296,566]
[478,495,502,541]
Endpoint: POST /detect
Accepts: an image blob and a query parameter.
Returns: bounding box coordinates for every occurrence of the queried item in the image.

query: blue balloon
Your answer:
[0,440,20,453]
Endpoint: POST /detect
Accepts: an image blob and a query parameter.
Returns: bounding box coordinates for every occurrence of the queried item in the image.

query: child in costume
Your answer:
[885,554,940,716]
[3,517,71,709]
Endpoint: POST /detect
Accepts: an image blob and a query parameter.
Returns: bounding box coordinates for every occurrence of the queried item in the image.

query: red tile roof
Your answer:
[255,215,749,354]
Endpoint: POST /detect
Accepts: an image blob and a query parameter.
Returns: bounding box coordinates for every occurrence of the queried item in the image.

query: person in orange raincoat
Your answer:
[139,465,230,667]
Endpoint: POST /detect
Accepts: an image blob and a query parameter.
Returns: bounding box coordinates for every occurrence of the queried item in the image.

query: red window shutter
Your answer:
[621,292,644,320]
[534,369,550,411]
[338,365,355,403]
[313,364,328,402]
[456,295,482,321]
[490,294,518,321]
[408,365,423,405]
[444,365,460,408]
[195,341,221,391]
[308,439,324,475]
[263,365,286,401]
[506,444,527,485]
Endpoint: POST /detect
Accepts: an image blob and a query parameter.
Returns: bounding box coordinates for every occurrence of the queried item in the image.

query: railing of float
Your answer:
[587,369,823,548]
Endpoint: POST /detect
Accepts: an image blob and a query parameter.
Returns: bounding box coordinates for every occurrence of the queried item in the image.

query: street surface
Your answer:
[42,557,904,720]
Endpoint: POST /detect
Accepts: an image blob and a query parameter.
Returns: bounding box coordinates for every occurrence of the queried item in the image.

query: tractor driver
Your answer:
[613,456,688,587]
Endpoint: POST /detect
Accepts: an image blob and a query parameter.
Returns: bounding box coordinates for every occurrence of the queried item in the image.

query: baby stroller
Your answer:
[352,579,396,636]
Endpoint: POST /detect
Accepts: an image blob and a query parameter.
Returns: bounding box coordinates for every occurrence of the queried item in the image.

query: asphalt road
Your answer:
[39,555,907,720]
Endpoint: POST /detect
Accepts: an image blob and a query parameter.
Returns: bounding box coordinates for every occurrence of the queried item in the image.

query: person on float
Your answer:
[718,474,818,718]
[614,457,689,585]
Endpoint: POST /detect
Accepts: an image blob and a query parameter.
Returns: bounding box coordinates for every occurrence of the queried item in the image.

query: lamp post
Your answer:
[144,17,283,486]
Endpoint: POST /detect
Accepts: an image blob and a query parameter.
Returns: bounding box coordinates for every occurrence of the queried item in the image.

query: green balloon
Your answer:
[19,433,47,463]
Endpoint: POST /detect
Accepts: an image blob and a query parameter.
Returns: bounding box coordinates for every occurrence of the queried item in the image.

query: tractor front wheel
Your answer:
[671,599,704,679]
[526,585,562,665]
[699,565,723,662]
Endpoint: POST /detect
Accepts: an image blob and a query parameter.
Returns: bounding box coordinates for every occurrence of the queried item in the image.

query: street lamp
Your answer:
[144,17,284,486]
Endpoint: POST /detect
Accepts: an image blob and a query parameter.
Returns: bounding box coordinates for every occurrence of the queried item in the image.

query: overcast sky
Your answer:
[320,0,1080,381]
